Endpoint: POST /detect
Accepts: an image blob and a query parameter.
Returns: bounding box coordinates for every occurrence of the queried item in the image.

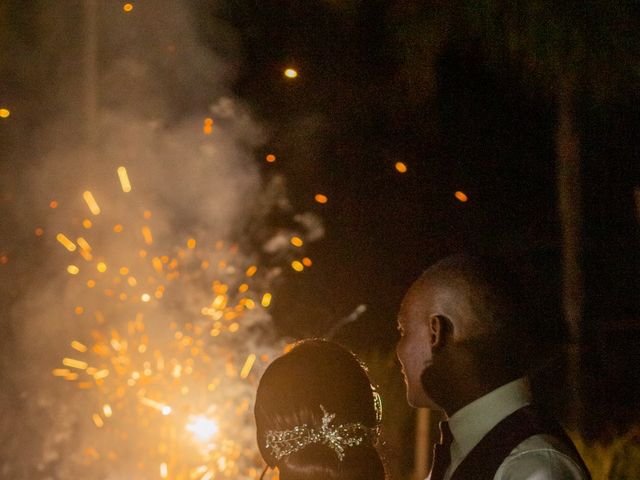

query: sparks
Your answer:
[141,226,153,245]
[261,292,272,308]
[71,340,88,352]
[67,265,80,275]
[186,415,219,442]
[454,191,468,202]
[284,68,298,78]
[92,414,104,428]
[314,193,328,204]
[395,161,408,173]
[117,166,132,192]
[57,233,77,252]
[240,354,256,379]
[63,358,88,370]
[82,191,101,215]
[203,117,214,135]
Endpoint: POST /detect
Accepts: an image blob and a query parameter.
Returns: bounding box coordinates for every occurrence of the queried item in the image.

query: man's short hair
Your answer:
[424,254,535,375]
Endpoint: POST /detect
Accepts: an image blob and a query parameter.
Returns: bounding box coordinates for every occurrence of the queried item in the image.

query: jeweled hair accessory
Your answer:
[264,405,377,461]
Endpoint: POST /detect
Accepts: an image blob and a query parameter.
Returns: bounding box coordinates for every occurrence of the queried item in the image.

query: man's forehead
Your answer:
[398,278,435,318]
[399,274,462,314]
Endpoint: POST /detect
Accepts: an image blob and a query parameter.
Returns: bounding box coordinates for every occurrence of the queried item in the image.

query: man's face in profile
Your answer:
[396,280,440,409]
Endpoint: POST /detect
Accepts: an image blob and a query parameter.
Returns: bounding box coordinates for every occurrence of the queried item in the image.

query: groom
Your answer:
[396,254,590,480]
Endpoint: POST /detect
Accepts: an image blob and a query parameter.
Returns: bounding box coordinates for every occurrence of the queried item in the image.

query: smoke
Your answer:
[0,2,321,478]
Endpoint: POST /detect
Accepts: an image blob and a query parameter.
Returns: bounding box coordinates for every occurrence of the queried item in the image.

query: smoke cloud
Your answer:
[0,2,321,478]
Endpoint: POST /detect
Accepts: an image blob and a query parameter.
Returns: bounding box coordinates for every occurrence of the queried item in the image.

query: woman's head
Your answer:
[255,339,384,480]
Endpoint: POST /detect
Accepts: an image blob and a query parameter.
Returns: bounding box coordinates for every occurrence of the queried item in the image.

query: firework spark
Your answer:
[51,167,305,479]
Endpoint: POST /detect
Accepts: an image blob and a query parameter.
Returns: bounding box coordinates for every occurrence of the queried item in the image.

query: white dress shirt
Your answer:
[428,378,589,480]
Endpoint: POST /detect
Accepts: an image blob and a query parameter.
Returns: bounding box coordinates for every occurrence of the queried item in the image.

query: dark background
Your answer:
[211,1,640,439]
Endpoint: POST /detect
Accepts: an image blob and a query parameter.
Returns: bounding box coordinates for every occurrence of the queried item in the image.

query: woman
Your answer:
[255,339,385,480]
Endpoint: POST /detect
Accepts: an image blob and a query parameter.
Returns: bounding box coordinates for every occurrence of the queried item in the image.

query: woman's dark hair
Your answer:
[255,339,385,480]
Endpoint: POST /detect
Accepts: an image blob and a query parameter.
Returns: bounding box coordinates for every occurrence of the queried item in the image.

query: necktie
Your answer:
[430,421,453,480]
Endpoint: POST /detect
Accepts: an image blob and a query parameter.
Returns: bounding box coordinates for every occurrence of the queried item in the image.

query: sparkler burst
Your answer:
[48,167,310,479]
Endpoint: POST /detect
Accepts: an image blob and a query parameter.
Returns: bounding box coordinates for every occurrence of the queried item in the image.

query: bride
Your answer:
[254,339,386,480]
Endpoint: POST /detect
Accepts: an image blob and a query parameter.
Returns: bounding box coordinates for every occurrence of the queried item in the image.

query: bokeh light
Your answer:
[284,68,298,79]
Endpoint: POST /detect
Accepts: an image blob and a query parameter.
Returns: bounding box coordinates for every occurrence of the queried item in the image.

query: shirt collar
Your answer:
[446,377,531,470]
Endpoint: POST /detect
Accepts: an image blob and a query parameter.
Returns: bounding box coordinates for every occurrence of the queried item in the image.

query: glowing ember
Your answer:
[117,166,132,193]
[82,191,101,215]
[71,341,88,352]
[141,226,153,245]
[261,293,272,308]
[454,191,469,202]
[240,354,256,379]
[395,161,408,173]
[0,108,10,118]
[284,68,298,78]
[67,265,80,275]
[314,193,328,204]
[186,415,219,442]
[57,233,77,252]
[203,118,214,135]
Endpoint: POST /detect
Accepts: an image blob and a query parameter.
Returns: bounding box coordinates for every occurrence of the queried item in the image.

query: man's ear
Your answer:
[428,315,452,350]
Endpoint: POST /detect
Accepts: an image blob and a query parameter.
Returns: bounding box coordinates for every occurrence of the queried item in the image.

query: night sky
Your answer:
[212,1,640,432]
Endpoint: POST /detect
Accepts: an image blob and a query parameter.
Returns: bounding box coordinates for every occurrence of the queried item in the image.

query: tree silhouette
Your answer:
[393,0,640,433]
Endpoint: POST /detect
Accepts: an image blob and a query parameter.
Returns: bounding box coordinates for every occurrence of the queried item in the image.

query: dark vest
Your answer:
[449,405,591,480]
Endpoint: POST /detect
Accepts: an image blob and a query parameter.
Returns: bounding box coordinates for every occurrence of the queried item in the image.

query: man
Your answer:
[396,254,590,480]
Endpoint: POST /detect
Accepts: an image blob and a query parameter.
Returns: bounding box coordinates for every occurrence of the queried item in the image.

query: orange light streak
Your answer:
[117,166,132,192]
[240,354,256,379]
[314,194,328,204]
[142,226,153,245]
[57,233,77,252]
[454,191,468,202]
[261,293,272,307]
